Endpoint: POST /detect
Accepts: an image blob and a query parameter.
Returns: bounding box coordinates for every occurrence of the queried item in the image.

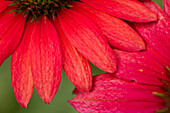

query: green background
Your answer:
[0,0,163,113]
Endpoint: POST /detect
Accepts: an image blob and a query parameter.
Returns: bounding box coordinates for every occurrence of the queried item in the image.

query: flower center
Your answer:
[10,0,79,21]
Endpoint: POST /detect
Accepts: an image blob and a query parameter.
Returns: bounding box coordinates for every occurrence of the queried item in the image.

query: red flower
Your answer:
[69,1,170,112]
[0,0,157,107]
[113,0,170,85]
[70,74,168,113]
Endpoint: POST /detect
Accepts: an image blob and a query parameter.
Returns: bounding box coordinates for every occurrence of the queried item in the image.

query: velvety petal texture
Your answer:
[164,0,170,16]
[144,46,170,67]
[11,21,34,108]
[69,74,165,113]
[114,49,169,85]
[29,16,62,103]
[72,2,145,51]
[51,18,92,92]
[58,9,117,73]
[81,0,157,22]
[134,0,170,62]
[69,1,169,113]
[0,8,25,65]
[0,0,11,13]
[0,0,162,108]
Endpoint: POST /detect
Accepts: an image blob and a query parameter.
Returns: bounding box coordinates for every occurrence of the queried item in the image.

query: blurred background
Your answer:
[0,0,163,113]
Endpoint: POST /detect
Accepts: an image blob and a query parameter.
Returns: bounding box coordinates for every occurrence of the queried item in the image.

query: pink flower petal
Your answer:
[114,50,169,85]
[134,1,170,62]
[70,101,164,113]
[122,18,169,67]
[72,2,145,52]
[144,45,170,67]
[81,0,157,22]
[57,9,117,73]
[51,18,92,92]
[29,16,62,103]
[0,7,25,65]
[90,74,165,92]
[69,74,165,113]
[164,0,170,16]
[0,0,11,13]
[11,20,34,108]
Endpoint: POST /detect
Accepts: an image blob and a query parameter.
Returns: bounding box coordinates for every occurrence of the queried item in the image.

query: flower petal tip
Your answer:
[99,57,117,73]
[103,56,117,73]
[45,102,50,104]
[108,65,117,73]
[80,86,92,93]
[142,11,158,22]
[72,88,80,95]
[150,13,158,22]
[108,69,116,73]
[72,82,92,94]
[18,101,28,108]
[139,44,146,51]
[43,98,52,104]
[134,42,146,52]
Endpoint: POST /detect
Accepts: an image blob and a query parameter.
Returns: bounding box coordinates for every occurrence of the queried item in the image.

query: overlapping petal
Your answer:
[0,0,11,13]
[114,49,169,85]
[81,0,157,22]
[164,0,170,16]
[134,0,170,62]
[29,16,62,103]
[71,2,145,51]
[69,74,165,113]
[51,18,92,92]
[69,1,170,111]
[144,46,170,67]
[0,0,164,108]
[11,20,34,108]
[0,7,25,65]
[57,8,117,73]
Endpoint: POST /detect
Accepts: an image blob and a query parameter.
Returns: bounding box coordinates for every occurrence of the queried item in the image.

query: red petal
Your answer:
[0,8,25,65]
[81,0,157,22]
[69,74,165,113]
[145,46,170,67]
[0,1,11,13]
[164,0,170,16]
[72,2,145,51]
[91,74,165,92]
[57,9,117,73]
[51,18,92,92]
[11,21,34,108]
[70,101,164,113]
[114,50,169,85]
[72,88,81,95]
[134,1,170,62]
[29,16,62,103]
